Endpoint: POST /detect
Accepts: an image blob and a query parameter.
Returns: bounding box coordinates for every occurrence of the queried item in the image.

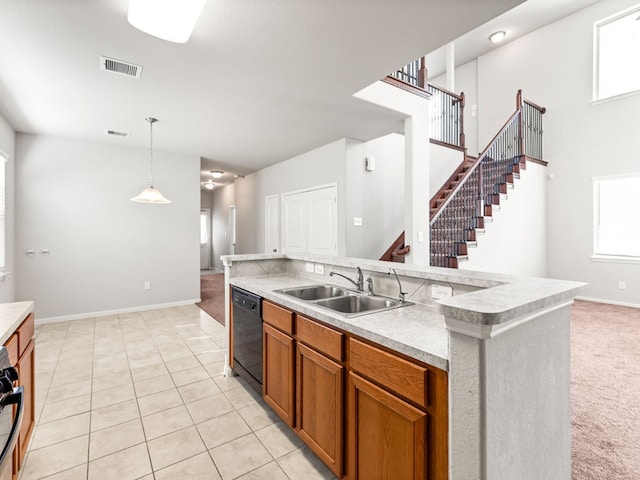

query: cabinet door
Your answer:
[348,372,427,480]
[16,340,35,471]
[263,323,295,427]
[296,342,343,477]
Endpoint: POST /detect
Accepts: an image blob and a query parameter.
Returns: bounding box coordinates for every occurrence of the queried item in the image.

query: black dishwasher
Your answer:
[231,286,263,386]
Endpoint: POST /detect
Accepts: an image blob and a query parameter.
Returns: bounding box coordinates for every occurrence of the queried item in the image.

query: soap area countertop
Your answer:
[0,301,34,344]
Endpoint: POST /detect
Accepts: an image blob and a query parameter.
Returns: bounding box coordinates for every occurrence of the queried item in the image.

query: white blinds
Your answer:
[594,174,640,258]
[0,152,5,270]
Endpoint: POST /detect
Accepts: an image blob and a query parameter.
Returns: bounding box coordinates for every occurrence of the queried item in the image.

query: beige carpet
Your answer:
[571,300,640,480]
[196,273,225,326]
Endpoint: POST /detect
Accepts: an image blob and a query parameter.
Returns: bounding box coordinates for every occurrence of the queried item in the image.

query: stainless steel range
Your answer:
[0,347,23,480]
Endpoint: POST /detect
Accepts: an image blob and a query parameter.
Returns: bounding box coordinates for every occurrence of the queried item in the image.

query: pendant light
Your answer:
[131,117,171,204]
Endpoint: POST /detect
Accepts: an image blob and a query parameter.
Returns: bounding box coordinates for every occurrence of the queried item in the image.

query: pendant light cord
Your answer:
[147,117,157,187]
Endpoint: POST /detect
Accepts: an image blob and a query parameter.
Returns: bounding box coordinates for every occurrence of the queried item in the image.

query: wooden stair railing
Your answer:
[379,232,410,263]
[429,90,546,268]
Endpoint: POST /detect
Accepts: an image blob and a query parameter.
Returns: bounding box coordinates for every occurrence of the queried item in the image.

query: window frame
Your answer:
[592,173,640,264]
[592,4,640,102]
[0,150,7,275]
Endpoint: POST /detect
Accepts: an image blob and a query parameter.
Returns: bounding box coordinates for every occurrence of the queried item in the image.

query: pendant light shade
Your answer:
[131,117,171,204]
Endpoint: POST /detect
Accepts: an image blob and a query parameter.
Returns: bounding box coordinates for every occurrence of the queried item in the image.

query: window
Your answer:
[200,210,208,245]
[593,174,640,260]
[594,5,640,101]
[0,151,6,272]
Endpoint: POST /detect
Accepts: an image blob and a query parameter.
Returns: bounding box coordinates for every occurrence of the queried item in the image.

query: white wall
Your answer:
[345,134,405,259]
[459,162,547,277]
[429,142,465,197]
[234,139,348,256]
[211,183,235,271]
[468,0,640,303]
[0,113,15,303]
[15,134,201,320]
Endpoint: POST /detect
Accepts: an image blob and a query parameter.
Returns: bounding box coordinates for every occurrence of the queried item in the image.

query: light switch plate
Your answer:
[305,263,314,273]
[353,217,363,226]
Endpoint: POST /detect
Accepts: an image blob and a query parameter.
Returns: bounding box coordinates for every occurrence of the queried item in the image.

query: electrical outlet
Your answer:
[305,263,314,273]
[144,281,151,290]
[431,284,452,299]
[618,281,626,290]
[314,264,325,275]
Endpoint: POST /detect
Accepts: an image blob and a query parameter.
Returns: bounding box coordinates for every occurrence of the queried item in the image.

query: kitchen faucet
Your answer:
[330,266,364,292]
[390,268,408,303]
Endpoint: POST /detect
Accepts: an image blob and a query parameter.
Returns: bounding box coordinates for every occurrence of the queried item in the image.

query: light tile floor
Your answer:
[21,305,337,480]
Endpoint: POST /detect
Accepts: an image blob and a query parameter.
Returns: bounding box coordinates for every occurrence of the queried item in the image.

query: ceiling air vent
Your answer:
[99,56,143,79]
[106,130,129,137]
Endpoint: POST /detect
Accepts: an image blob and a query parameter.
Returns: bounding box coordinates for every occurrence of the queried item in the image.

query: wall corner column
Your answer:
[404,111,430,265]
[445,302,573,480]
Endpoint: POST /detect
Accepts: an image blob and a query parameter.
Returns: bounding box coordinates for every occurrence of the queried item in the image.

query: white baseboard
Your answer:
[35,299,202,325]
[575,295,640,309]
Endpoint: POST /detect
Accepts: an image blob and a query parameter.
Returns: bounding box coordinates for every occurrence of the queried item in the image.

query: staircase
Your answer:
[429,90,546,268]
[380,58,547,268]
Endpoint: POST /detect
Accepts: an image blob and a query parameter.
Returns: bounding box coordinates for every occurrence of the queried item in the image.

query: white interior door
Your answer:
[200,209,211,269]
[307,188,337,255]
[265,195,279,253]
[282,184,337,256]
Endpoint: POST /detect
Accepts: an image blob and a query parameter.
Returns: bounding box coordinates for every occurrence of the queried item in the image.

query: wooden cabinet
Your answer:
[296,315,344,477]
[257,297,448,480]
[16,338,35,471]
[262,302,295,427]
[3,312,35,479]
[348,371,427,480]
[347,338,448,480]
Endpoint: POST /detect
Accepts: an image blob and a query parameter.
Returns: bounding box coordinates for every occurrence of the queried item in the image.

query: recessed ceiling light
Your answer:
[489,31,506,44]
[203,181,215,190]
[211,170,224,179]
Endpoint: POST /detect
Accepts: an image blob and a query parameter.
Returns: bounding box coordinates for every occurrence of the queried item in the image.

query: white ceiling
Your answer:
[0,0,600,185]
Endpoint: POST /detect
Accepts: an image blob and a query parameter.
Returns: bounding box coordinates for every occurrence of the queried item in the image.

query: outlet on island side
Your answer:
[618,281,626,290]
[431,284,452,299]
[144,281,151,290]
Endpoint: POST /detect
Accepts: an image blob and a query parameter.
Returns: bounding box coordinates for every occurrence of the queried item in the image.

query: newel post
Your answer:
[418,56,428,89]
[516,89,525,160]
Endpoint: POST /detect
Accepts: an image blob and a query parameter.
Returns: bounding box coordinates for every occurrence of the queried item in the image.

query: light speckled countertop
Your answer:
[0,301,34,345]
[224,254,586,372]
[229,274,449,371]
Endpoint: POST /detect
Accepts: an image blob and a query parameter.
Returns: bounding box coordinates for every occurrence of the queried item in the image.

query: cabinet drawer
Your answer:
[262,301,294,335]
[296,315,344,362]
[18,313,35,357]
[4,333,18,366]
[349,338,427,409]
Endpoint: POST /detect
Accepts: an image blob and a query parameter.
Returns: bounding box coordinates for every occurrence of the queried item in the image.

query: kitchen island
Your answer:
[222,253,584,480]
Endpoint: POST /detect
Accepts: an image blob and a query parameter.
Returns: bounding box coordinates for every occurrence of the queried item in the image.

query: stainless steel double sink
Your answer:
[275,284,412,318]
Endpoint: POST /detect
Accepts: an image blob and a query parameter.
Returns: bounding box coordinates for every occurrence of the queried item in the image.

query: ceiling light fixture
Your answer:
[204,181,215,190]
[131,117,171,204]
[127,0,207,44]
[210,170,224,179]
[489,30,507,44]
